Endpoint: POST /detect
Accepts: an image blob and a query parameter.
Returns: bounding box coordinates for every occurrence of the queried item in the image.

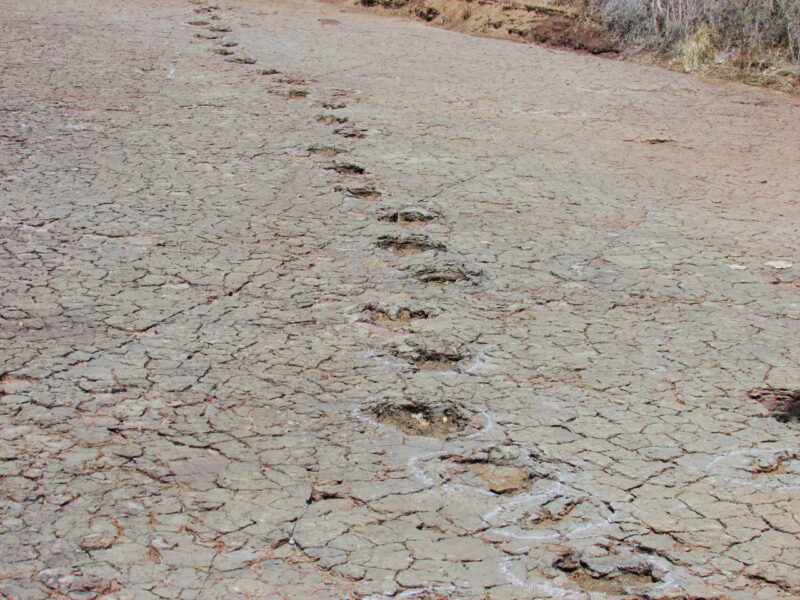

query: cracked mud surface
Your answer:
[1,0,799,598]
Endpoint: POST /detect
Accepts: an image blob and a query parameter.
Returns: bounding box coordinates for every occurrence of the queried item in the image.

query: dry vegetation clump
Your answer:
[580,0,800,89]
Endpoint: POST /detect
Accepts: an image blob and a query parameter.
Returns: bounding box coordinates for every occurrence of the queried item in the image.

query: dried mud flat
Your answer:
[1,0,799,599]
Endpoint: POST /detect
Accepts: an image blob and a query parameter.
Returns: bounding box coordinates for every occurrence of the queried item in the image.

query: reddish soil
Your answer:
[340,0,617,55]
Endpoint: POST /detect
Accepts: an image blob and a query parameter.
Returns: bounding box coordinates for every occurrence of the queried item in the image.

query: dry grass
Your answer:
[582,0,799,57]
[679,25,715,71]
[580,0,800,90]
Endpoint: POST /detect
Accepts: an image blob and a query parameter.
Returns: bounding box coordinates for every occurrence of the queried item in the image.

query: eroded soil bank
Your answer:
[328,0,619,54]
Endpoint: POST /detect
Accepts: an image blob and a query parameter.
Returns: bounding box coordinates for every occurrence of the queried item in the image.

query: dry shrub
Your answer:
[582,0,800,63]
[679,25,715,71]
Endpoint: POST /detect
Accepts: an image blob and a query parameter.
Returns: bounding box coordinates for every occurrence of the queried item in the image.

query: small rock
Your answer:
[470,463,530,494]
[764,260,793,269]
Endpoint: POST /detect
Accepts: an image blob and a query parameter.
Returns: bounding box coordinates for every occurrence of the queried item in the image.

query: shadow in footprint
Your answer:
[359,304,435,329]
[410,262,482,285]
[380,206,439,225]
[376,234,445,255]
[338,185,381,200]
[366,396,472,439]
[326,163,365,175]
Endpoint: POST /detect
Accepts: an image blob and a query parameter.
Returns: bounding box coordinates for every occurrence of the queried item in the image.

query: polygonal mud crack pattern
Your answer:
[749,450,800,477]
[409,262,482,285]
[38,570,116,598]
[379,206,439,225]
[375,234,446,255]
[708,447,800,490]
[431,452,538,495]
[530,495,585,527]
[749,387,800,423]
[403,442,623,550]
[5,0,800,598]
[390,337,469,372]
[359,303,436,328]
[365,396,472,439]
[554,551,664,596]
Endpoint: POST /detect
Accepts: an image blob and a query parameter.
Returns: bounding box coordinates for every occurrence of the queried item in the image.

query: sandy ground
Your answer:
[1,0,799,598]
